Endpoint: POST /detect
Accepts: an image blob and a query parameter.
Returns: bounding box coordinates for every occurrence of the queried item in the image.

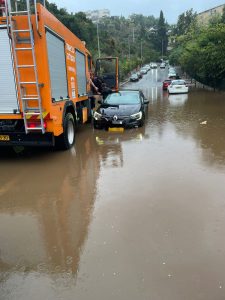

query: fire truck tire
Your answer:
[56,113,75,150]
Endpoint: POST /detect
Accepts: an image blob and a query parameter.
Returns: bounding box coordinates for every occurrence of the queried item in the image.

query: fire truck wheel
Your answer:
[56,113,75,150]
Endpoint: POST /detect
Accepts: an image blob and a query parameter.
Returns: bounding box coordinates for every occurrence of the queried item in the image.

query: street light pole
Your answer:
[161,39,164,61]
[141,40,143,65]
[97,22,101,58]
[128,36,131,60]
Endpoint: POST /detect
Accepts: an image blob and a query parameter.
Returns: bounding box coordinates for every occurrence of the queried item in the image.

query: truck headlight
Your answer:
[93,111,102,120]
[130,111,142,120]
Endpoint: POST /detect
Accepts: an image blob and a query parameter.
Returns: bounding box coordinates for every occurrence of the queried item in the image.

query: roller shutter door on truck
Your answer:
[76,50,87,97]
[46,30,68,101]
[0,27,19,113]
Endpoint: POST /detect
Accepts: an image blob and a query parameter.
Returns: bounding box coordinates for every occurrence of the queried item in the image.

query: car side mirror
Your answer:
[98,100,102,104]
[144,100,149,105]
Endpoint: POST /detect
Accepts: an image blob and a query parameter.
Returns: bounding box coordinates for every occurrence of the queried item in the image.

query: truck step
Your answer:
[22,97,39,100]
[17,65,35,68]
[15,48,32,51]
[10,11,29,15]
[20,82,37,84]
[12,29,30,33]
[27,127,43,131]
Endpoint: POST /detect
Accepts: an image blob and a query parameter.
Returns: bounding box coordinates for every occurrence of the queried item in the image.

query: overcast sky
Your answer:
[49,0,225,23]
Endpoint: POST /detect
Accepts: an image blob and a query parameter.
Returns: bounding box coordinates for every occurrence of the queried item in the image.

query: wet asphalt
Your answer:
[1,67,225,300]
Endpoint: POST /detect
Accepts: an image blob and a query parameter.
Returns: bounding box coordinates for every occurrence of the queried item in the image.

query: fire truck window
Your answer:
[76,50,87,97]
[46,31,68,101]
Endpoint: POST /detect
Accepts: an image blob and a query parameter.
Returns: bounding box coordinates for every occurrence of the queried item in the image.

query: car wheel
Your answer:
[56,113,75,150]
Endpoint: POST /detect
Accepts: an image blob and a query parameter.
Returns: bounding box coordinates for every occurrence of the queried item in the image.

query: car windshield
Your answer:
[172,80,186,85]
[104,92,140,105]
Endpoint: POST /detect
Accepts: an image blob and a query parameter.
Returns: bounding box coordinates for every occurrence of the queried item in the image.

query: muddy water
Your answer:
[1,69,225,300]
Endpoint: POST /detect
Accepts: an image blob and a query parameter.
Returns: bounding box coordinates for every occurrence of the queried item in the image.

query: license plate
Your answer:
[176,86,182,89]
[112,120,123,125]
[0,135,10,141]
[108,127,124,132]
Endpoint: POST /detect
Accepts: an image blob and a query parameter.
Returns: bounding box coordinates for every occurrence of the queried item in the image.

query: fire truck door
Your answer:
[95,57,119,92]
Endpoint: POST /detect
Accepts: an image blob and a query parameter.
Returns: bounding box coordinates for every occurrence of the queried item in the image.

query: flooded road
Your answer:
[1,68,225,299]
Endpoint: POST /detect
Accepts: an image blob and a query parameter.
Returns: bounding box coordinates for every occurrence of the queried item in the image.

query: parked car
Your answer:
[144,65,151,71]
[160,62,166,69]
[150,63,157,69]
[93,90,149,129]
[168,73,180,80]
[130,73,139,82]
[140,68,148,75]
[169,67,176,73]
[168,80,189,94]
[137,71,143,79]
[162,79,172,90]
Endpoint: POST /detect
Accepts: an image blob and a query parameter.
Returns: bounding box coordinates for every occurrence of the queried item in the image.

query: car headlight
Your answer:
[130,111,142,120]
[93,111,102,120]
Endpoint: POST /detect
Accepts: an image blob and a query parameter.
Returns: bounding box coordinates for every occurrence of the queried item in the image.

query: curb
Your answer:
[120,79,130,87]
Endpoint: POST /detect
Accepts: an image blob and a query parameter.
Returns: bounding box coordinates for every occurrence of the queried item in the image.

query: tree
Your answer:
[221,6,225,23]
[155,10,168,57]
[175,9,197,36]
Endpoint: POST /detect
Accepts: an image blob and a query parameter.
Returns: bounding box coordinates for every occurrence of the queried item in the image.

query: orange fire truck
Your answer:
[0,0,118,149]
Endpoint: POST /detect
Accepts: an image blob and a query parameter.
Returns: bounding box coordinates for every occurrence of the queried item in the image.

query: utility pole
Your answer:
[128,36,130,60]
[97,22,101,58]
[161,39,164,61]
[141,40,143,65]
[132,27,135,43]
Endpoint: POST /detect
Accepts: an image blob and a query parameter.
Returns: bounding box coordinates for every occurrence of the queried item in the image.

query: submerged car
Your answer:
[137,71,143,79]
[168,80,189,94]
[150,62,157,69]
[93,90,149,129]
[160,62,166,69]
[162,79,172,90]
[130,73,139,82]
[140,68,148,75]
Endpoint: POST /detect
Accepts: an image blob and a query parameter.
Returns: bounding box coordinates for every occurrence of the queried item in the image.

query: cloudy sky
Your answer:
[49,0,225,23]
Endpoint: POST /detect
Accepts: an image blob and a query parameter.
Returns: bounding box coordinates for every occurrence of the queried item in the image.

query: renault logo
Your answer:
[113,115,118,121]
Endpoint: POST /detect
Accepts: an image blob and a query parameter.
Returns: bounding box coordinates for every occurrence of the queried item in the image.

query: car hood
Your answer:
[98,104,141,117]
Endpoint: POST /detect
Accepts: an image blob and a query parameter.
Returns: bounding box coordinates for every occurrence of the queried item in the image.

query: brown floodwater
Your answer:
[1,68,225,300]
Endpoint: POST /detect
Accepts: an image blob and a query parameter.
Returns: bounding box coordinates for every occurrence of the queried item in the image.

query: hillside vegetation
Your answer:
[170,8,225,90]
[45,1,168,78]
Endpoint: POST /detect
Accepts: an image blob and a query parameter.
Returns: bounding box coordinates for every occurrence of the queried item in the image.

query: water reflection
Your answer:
[0,124,150,295]
[94,126,149,168]
[148,87,225,168]
[0,134,101,294]
[168,93,188,106]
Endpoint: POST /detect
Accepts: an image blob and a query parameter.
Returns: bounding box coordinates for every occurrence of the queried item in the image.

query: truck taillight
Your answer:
[27,121,47,129]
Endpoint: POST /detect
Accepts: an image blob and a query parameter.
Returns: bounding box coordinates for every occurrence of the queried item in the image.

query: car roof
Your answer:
[118,89,146,97]
[171,80,185,84]
[119,89,140,93]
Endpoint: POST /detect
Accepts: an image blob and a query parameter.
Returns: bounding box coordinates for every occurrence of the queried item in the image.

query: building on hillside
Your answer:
[197,4,225,25]
[85,9,110,23]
